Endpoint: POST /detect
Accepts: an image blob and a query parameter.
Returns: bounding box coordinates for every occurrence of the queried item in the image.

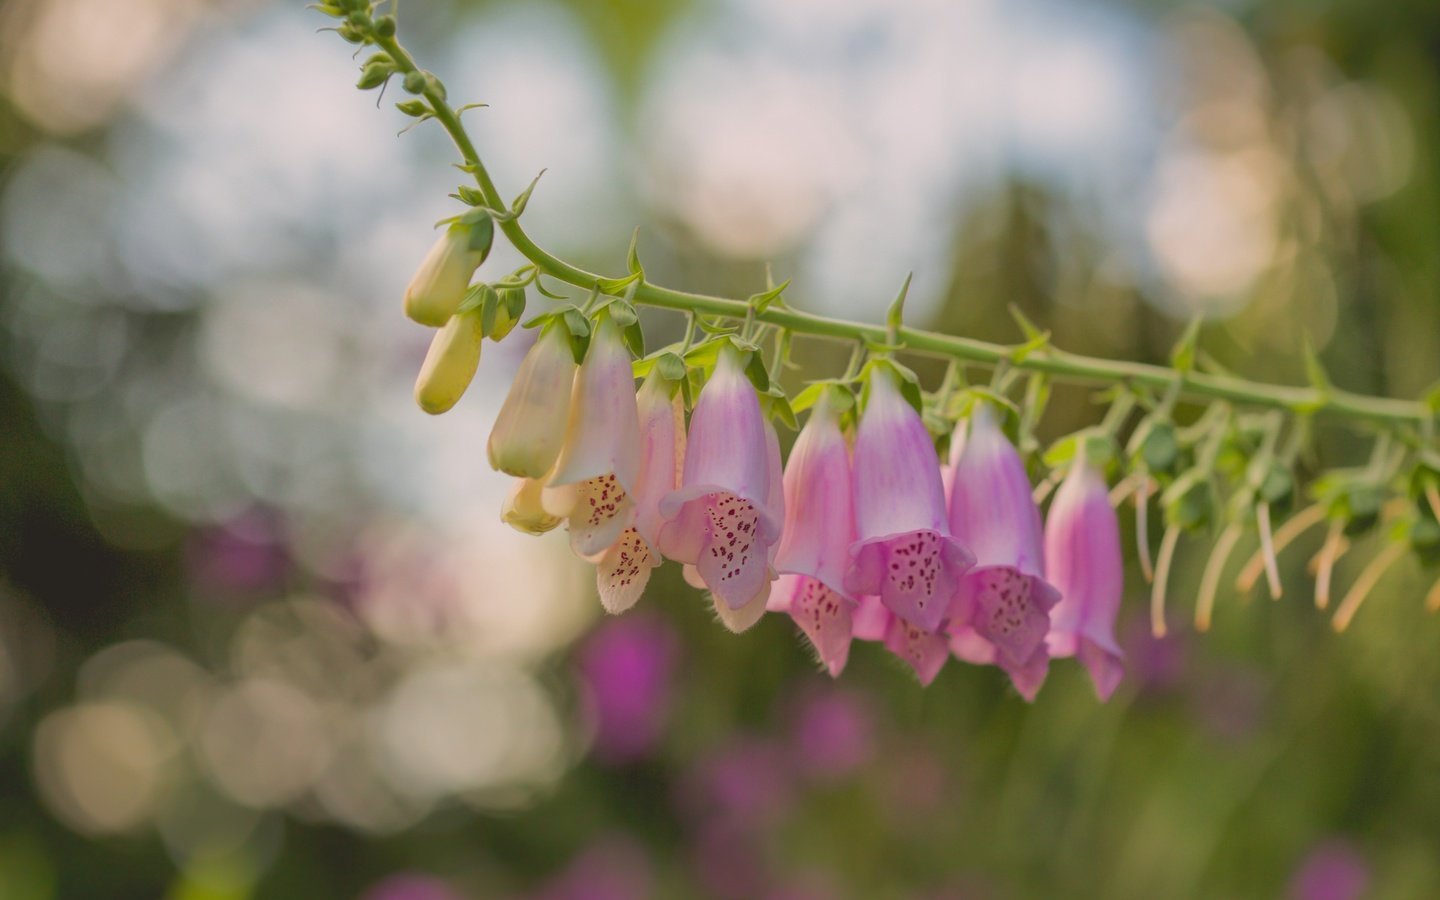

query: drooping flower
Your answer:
[659,345,780,613]
[413,307,484,414]
[766,387,856,676]
[1044,457,1125,700]
[595,371,684,614]
[487,322,576,479]
[403,217,493,327]
[542,315,642,558]
[844,364,973,634]
[707,415,783,632]
[945,404,1060,698]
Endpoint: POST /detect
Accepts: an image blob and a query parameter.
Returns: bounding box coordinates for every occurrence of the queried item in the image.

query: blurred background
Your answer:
[1,0,1439,897]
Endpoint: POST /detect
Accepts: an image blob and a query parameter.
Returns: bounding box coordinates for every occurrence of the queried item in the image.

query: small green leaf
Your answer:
[1008,304,1045,341]
[623,320,645,358]
[596,271,641,294]
[510,169,546,218]
[745,279,791,314]
[885,273,913,334]
[744,350,770,393]
[562,307,591,339]
[1170,318,1202,374]
[534,278,569,301]
[1302,333,1332,393]
[626,228,645,277]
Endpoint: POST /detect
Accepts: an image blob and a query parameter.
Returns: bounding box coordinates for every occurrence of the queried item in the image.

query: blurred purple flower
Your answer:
[788,688,875,782]
[362,874,468,900]
[1121,615,1188,695]
[1287,838,1369,900]
[691,819,770,900]
[1191,664,1269,743]
[577,615,677,763]
[531,837,653,900]
[679,737,795,827]
[187,509,287,595]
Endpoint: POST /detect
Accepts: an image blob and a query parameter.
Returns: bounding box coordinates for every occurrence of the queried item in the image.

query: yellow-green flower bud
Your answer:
[403,218,492,326]
[413,308,484,415]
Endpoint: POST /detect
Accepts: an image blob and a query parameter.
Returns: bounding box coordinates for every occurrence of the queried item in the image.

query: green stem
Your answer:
[370,29,1429,428]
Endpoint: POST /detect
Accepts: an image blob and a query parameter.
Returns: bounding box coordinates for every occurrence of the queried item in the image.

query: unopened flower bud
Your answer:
[413,308,483,415]
[487,323,576,478]
[403,218,493,326]
[403,70,427,94]
[502,478,562,535]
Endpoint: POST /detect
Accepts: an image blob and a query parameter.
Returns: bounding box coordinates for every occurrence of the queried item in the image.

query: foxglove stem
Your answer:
[1135,478,1155,584]
[1313,520,1348,610]
[353,18,1434,430]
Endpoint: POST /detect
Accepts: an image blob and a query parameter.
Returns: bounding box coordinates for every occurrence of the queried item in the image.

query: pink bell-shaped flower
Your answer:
[844,364,974,634]
[946,404,1061,686]
[766,387,856,676]
[658,345,781,612]
[1044,458,1125,701]
[595,371,685,614]
[710,416,783,632]
[487,323,577,479]
[543,315,642,559]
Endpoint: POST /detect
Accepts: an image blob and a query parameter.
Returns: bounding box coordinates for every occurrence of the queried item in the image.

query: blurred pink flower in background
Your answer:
[187,509,288,596]
[530,836,654,900]
[576,615,678,763]
[1287,838,1369,900]
[362,874,468,900]
[679,737,795,827]
[787,688,875,782]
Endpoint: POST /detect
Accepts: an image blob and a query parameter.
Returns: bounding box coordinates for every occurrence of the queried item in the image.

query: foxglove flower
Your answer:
[659,346,780,613]
[487,323,576,479]
[1044,458,1125,700]
[709,415,783,633]
[767,388,856,676]
[413,307,484,414]
[403,218,493,327]
[543,316,642,559]
[946,404,1060,687]
[595,372,684,614]
[845,365,973,633]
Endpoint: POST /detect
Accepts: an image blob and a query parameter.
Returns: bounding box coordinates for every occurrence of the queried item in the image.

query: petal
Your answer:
[1001,646,1050,702]
[774,396,854,593]
[549,318,641,491]
[1044,461,1124,676]
[596,527,659,614]
[487,325,576,478]
[566,474,634,560]
[849,595,890,642]
[845,530,972,633]
[1077,636,1124,701]
[681,563,707,590]
[712,581,768,633]
[955,566,1056,667]
[947,404,1045,575]
[632,375,685,549]
[784,575,853,678]
[852,369,950,539]
[695,494,770,610]
[673,347,772,522]
[883,616,949,686]
[501,478,562,535]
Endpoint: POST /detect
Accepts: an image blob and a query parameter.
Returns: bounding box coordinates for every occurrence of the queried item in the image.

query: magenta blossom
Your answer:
[766,387,856,675]
[595,371,683,614]
[659,345,780,614]
[1044,458,1125,701]
[844,364,973,634]
[577,615,677,762]
[945,404,1060,699]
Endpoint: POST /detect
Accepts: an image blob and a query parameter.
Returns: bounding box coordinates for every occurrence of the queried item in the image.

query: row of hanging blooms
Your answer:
[319,0,1440,702]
